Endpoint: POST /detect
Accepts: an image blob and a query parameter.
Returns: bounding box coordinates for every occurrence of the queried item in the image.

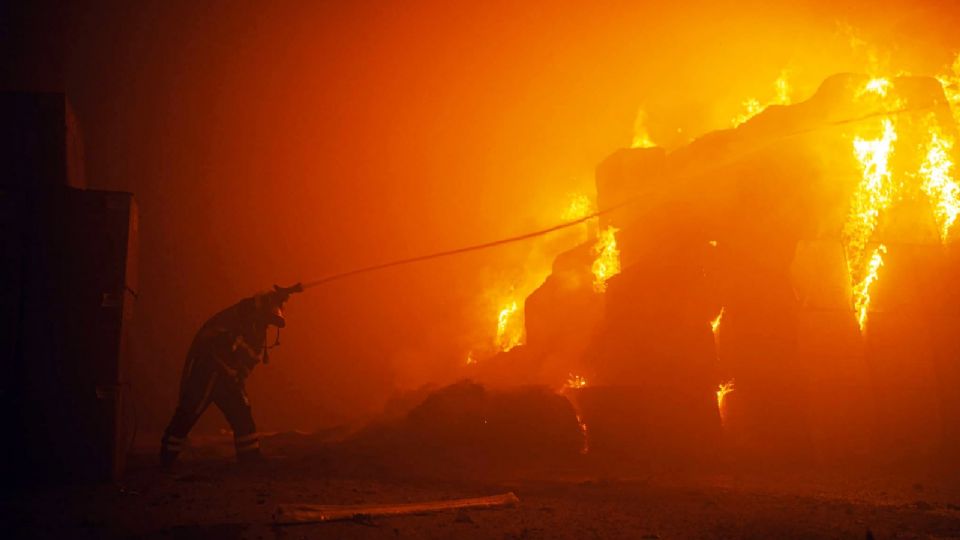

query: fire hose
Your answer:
[289,102,942,292]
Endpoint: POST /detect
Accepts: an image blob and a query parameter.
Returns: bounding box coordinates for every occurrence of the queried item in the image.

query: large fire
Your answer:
[842,80,898,333]
[841,74,960,332]
[592,226,621,293]
[920,130,960,243]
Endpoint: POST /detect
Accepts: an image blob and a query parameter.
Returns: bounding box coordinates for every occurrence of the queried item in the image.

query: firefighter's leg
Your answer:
[213,377,262,462]
[160,356,220,466]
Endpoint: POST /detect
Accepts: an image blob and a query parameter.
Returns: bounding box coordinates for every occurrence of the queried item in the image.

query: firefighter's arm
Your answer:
[231,334,262,364]
[205,329,254,377]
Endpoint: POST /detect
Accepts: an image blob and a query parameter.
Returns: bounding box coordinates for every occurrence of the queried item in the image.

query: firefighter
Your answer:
[160,284,302,467]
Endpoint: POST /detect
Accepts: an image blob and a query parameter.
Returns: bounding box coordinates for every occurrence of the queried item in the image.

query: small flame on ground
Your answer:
[496,301,524,352]
[920,130,960,242]
[710,307,725,341]
[592,226,621,293]
[853,244,886,333]
[716,380,735,427]
[466,351,476,365]
[566,373,588,389]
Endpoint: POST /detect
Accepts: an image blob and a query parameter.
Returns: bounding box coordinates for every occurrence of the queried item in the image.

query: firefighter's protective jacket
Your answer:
[188,297,267,381]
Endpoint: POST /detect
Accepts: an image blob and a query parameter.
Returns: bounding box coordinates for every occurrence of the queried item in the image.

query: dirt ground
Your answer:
[5,433,960,539]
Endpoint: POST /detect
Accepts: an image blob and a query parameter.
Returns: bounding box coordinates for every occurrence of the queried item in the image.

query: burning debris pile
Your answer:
[464,71,960,468]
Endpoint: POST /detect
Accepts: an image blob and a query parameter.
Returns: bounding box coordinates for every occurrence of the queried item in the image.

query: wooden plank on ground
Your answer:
[273,492,520,524]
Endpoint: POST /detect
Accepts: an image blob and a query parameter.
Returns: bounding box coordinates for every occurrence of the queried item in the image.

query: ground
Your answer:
[5,433,960,539]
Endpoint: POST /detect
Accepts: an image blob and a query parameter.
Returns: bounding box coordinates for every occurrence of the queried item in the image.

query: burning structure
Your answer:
[466,71,960,468]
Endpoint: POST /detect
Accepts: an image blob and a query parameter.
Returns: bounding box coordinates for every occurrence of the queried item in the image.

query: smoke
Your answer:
[41,0,960,433]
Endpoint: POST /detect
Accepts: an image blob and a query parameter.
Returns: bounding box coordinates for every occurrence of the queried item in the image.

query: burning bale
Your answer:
[509,72,960,468]
[523,242,604,384]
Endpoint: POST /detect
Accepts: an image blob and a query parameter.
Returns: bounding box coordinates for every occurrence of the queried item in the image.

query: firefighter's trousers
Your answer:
[160,353,260,464]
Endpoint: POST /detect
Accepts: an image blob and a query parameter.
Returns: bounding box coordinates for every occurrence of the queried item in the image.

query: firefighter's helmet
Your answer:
[254,290,286,328]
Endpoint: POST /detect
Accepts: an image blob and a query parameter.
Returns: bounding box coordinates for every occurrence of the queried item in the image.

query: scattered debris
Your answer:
[273,492,520,525]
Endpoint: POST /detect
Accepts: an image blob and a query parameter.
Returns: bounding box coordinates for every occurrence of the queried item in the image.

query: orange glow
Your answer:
[716,380,735,427]
[591,226,621,293]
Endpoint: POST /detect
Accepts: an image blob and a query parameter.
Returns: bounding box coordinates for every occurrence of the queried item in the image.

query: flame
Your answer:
[591,226,621,293]
[495,300,524,352]
[716,380,735,427]
[845,118,897,267]
[840,77,959,330]
[631,108,656,148]
[566,373,588,389]
[919,129,960,242]
[861,77,892,98]
[853,244,887,332]
[710,307,724,341]
[472,194,598,360]
[731,70,792,127]
[562,193,594,221]
[774,69,791,105]
[842,109,897,332]
[732,98,764,127]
